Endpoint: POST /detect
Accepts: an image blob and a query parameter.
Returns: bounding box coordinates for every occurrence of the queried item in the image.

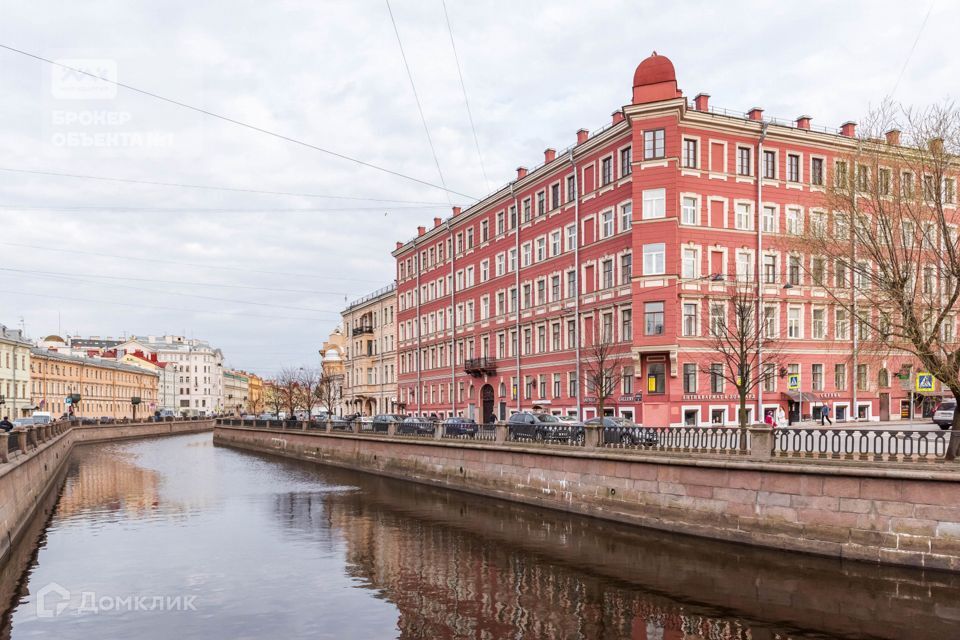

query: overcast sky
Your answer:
[0,0,955,377]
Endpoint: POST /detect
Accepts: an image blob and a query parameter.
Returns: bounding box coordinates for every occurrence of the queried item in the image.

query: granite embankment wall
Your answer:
[215,424,960,571]
[0,420,214,565]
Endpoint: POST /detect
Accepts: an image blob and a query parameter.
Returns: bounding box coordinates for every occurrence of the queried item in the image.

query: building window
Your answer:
[763,150,776,179]
[709,302,726,336]
[787,154,800,182]
[620,202,632,231]
[811,157,824,186]
[763,362,776,393]
[683,363,697,393]
[523,198,531,222]
[601,313,614,342]
[565,224,577,251]
[643,243,665,275]
[762,254,777,284]
[566,175,576,202]
[682,303,698,336]
[643,129,665,160]
[835,309,849,339]
[683,139,698,168]
[621,309,632,339]
[550,183,560,209]
[736,251,752,282]
[763,305,777,338]
[642,188,666,219]
[811,257,825,285]
[644,302,664,335]
[735,202,753,230]
[710,363,724,393]
[835,364,847,390]
[787,306,801,338]
[621,253,632,282]
[812,364,824,391]
[682,247,698,279]
[647,363,665,394]
[762,205,776,233]
[537,191,546,216]
[737,147,752,176]
[788,255,801,285]
[857,364,868,391]
[568,372,578,398]
[811,308,825,339]
[553,373,562,397]
[786,208,802,235]
[620,146,632,176]
[602,259,614,289]
[601,157,613,185]
[600,209,614,238]
[681,196,698,225]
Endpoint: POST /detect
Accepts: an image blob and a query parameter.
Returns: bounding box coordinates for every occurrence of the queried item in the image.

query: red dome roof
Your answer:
[633,52,676,88]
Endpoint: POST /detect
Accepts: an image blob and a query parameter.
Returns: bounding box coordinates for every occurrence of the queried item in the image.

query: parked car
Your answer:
[585,416,658,446]
[507,411,576,442]
[258,413,277,420]
[371,414,406,433]
[13,418,35,428]
[99,416,115,424]
[398,415,436,435]
[327,415,353,431]
[31,412,53,424]
[933,401,956,429]
[442,417,479,438]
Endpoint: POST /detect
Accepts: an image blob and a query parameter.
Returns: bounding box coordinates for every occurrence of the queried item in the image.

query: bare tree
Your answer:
[315,374,342,416]
[702,283,783,428]
[247,393,264,416]
[263,382,283,416]
[792,102,960,456]
[296,367,322,418]
[582,336,627,418]
[273,367,303,419]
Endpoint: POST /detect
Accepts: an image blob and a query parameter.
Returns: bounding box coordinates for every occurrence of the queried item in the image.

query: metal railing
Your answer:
[507,423,585,446]
[600,426,746,454]
[773,428,949,462]
[7,432,19,454]
[394,420,436,437]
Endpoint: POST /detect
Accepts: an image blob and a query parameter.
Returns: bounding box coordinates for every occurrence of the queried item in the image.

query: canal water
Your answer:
[1,433,958,639]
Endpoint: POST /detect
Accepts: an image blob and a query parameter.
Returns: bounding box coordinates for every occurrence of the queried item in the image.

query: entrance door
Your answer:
[481,384,495,424]
[879,393,890,421]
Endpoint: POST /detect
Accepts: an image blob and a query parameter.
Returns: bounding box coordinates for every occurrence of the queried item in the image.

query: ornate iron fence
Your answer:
[773,428,949,462]
[600,426,746,454]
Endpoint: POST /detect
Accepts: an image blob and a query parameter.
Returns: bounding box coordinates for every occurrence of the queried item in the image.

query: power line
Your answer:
[0,241,385,283]
[441,0,489,193]
[0,266,348,295]
[385,0,452,206]
[890,1,935,97]
[0,203,439,213]
[0,166,451,205]
[0,43,478,200]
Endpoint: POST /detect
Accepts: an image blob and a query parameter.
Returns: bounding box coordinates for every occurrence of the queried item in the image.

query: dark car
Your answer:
[442,417,479,438]
[325,415,352,431]
[585,416,658,446]
[507,412,575,442]
[371,414,407,433]
[398,415,436,435]
[99,416,115,424]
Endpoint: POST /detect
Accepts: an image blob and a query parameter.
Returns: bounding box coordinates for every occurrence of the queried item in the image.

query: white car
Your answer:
[933,401,955,430]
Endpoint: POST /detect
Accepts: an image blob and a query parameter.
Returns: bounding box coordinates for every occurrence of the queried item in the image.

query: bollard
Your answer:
[584,424,603,449]
[748,426,774,461]
[325,418,332,434]
[386,422,397,437]
[495,423,508,444]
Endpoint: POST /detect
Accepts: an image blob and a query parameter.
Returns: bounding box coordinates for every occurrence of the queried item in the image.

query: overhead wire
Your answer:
[0,43,478,200]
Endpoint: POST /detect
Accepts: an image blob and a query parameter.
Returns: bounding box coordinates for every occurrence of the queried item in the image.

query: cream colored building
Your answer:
[340,283,398,416]
[223,369,250,415]
[0,325,32,419]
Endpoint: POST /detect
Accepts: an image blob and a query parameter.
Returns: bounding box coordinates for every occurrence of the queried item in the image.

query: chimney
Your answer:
[885,129,901,145]
[611,110,625,125]
[576,128,589,145]
[452,206,462,216]
[747,107,764,121]
[417,225,426,237]
[395,241,403,250]
[544,148,556,163]
[433,217,442,228]
[795,115,811,130]
[840,121,857,138]
[516,166,528,180]
[693,93,710,111]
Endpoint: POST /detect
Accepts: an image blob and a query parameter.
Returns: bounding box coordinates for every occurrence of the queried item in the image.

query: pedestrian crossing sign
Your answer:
[916,372,935,393]
[787,373,800,391]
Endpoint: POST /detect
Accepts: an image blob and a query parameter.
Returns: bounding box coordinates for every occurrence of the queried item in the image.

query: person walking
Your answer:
[0,416,13,432]
[775,406,787,429]
[820,403,833,426]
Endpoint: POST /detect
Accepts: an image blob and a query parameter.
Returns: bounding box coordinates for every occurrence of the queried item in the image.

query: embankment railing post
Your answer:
[0,432,7,462]
[495,423,508,444]
[748,426,773,461]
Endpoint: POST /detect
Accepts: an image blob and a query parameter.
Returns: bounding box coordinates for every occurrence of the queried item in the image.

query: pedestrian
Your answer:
[776,406,787,429]
[764,410,774,426]
[821,403,833,426]
[0,416,13,432]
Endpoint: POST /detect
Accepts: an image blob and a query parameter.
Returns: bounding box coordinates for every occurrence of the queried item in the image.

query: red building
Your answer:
[394,53,951,426]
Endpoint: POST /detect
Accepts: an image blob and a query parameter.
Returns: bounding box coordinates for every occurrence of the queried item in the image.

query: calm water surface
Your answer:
[1,433,958,639]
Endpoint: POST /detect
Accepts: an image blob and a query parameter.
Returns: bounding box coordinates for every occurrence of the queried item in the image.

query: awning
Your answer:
[782,391,819,403]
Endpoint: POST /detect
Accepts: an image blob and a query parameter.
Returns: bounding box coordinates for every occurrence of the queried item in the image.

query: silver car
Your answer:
[933,401,955,430]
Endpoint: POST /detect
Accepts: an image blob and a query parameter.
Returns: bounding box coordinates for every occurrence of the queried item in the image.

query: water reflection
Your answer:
[1,433,958,640]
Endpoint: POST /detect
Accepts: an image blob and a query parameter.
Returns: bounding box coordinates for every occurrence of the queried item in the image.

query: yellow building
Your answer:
[247,373,263,414]
[30,348,159,419]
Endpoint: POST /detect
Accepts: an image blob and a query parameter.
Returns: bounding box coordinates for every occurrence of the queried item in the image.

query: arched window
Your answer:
[878,368,889,388]
[499,382,506,398]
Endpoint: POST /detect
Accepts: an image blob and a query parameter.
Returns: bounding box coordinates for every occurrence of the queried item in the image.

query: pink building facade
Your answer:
[394,53,951,426]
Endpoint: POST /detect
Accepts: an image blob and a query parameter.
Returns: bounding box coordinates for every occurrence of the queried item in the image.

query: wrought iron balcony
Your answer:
[352,325,374,336]
[464,357,496,376]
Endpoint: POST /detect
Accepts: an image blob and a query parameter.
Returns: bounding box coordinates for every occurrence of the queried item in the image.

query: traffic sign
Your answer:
[916,372,936,393]
[787,373,800,391]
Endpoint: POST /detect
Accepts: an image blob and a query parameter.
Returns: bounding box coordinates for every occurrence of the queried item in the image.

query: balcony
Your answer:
[353,325,374,336]
[464,357,496,377]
